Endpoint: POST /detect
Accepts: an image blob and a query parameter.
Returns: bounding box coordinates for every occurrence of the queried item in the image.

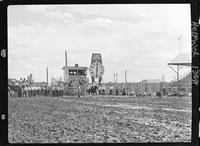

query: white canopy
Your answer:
[168,53,191,66]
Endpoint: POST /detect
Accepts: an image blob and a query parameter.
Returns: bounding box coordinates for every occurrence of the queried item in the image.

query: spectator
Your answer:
[122,89,126,95]
[156,91,162,98]
[109,89,112,95]
[116,89,119,95]
[102,89,105,95]
[78,86,81,97]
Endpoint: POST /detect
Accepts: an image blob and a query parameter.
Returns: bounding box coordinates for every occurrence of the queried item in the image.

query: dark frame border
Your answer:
[0,0,199,145]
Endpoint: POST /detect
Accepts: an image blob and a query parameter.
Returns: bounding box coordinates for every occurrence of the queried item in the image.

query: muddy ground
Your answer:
[8,96,191,143]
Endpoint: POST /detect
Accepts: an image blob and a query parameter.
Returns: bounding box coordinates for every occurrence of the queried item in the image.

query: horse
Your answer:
[86,84,98,96]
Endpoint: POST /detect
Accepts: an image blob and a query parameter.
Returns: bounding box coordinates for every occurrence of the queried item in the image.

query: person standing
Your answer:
[78,86,81,97]
[116,89,119,96]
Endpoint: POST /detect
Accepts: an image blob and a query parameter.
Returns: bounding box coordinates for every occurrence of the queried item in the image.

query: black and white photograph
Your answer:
[7,4,193,143]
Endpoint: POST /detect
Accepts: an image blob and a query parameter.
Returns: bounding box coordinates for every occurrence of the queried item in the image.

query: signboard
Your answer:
[89,53,104,78]
[91,53,102,64]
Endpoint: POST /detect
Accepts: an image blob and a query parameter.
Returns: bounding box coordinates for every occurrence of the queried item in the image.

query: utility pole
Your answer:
[125,70,128,96]
[161,73,165,82]
[125,70,127,83]
[163,74,165,81]
[46,67,48,88]
[65,50,68,66]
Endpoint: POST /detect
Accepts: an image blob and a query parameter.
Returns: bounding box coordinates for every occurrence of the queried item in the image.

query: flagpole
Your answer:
[178,35,182,54]
[180,37,182,53]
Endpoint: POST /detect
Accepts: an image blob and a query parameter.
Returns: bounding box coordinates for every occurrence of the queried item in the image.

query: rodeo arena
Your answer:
[8,50,191,98]
[8,50,192,143]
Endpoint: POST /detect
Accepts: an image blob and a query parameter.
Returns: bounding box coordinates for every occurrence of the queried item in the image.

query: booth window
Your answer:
[69,70,77,75]
[78,70,86,75]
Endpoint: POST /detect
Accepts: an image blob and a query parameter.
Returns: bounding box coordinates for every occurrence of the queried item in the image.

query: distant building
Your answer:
[101,79,169,95]
[141,79,169,94]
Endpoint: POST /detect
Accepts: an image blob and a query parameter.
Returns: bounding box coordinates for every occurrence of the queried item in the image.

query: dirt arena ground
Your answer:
[8,96,191,143]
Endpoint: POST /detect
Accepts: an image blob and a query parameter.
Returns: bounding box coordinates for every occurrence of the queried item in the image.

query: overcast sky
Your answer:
[8,4,191,83]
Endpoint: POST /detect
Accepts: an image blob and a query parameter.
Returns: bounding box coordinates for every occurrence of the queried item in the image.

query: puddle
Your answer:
[60,98,191,113]
[101,104,191,113]
[102,104,153,110]
[161,108,191,113]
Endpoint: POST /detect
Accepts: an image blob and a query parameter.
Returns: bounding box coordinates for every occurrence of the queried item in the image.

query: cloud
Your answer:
[26,5,74,21]
[8,4,191,82]
[63,4,153,24]
[77,17,115,33]
[63,12,74,19]
[92,18,112,25]
[26,5,56,12]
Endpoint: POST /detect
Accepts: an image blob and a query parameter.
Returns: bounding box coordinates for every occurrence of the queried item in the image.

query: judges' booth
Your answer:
[63,64,88,96]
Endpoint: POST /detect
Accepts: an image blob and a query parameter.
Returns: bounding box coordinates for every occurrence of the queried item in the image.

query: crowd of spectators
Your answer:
[8,78,190,98]
[8,78,64,97]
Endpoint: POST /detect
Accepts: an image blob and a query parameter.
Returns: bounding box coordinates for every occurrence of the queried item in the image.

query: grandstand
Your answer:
[168,53,191,95]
